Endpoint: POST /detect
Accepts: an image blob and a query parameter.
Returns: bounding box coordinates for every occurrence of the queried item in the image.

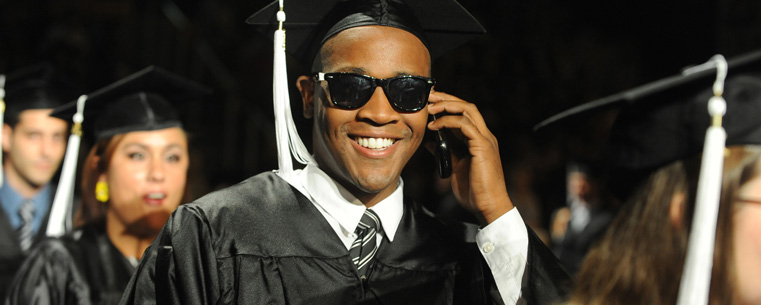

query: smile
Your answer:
[354,137,395,150]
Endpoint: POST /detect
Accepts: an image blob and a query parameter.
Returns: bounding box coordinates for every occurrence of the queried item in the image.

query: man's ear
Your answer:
[2,124,13,153]
[296,75,315,119]
[669,191,686,229]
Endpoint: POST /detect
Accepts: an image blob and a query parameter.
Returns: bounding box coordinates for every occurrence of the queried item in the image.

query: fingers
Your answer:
[428,91,491,134]
[427,91,496,146]
[429,115,499,156]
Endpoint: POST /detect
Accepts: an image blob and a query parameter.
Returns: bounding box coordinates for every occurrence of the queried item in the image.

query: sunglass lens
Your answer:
[387,78,429,112]
[327,75,374,109]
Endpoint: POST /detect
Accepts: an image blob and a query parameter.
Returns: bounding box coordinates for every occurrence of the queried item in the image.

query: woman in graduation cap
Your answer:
[4,66,209,305]
[539,53,761,305]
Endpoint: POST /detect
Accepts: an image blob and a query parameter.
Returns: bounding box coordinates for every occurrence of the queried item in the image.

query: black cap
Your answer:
[246,0,486,68]
[535,50,761,131]
[535,50,761,197]
[3,63,77,124]
[51,66,211,141]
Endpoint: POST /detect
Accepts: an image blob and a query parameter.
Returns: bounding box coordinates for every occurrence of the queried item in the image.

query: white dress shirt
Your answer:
[279,164,529,304]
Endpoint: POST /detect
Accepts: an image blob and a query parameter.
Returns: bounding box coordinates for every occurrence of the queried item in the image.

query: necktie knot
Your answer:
[355,209,380,235]
[350,209,381,277]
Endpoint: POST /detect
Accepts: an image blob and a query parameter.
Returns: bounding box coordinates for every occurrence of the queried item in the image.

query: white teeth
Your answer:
[355,137,394,150]
[147,193,166,199]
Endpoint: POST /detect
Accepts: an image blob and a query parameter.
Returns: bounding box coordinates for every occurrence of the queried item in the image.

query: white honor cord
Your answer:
[0,74,6,188]
[272,0,314,176]
[676,54,728,305]
[47,94,87,237]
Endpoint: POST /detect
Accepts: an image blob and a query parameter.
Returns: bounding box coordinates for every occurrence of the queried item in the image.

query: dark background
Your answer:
[2,0,760,233]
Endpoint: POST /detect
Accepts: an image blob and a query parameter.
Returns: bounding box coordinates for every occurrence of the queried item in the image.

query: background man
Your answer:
[0,64,72,299]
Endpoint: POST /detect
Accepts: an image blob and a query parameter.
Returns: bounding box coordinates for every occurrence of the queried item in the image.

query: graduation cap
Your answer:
[45,66,210,237]
[246,0,486,68]
[246,0,485,176]
[3,64,77,124]
[51,65,211,141]
[535,49,761,176]
[536,51,761,305]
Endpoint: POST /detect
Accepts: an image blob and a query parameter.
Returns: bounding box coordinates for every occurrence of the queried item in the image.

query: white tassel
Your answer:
[0,74,6,188]
[47,94,87,237]
[273,1,314,176]
[676,55,728,305]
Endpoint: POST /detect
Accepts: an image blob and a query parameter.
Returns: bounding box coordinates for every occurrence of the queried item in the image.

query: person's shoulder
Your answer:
[24,234,82,267]
[171,171,301,226]
[190,171,297,207]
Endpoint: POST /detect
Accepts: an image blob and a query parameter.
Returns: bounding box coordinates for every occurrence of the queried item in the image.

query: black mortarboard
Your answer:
[3,63,77,124]
[537,50,761,170]
[535,50,761,196]
[51,66,211,142]
[245,0,486,68]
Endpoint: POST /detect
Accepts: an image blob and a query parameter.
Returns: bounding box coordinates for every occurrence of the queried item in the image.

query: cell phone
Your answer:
[429,113,453,179]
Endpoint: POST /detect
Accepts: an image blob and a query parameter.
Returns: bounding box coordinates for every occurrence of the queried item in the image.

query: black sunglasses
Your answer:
[315,72,436,112]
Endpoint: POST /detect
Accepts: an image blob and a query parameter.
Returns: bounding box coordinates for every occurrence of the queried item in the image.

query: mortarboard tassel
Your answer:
[676,55,728,305]
[47,94,87,237]
[0,74,5,188]
[273,0,314,177]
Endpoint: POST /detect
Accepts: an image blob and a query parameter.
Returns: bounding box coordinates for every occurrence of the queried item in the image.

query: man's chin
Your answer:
[22,174,53,189]
[351,173,399,195]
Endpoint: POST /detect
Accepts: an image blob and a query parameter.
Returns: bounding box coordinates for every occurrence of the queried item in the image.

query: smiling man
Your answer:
[120,1,569,304]
[0,65,72,300]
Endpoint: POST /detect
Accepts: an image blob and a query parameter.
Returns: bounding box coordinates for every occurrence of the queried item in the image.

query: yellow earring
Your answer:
[95,181,109,203]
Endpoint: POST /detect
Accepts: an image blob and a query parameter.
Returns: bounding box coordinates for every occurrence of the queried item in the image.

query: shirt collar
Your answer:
[0,177,24,208]
[299,164,404,242]
[0,172,52,230]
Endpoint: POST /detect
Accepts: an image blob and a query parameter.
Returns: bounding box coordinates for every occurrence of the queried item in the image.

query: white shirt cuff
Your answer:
[476,208,529,304]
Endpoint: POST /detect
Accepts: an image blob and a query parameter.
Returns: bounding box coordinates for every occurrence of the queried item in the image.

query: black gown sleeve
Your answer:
[519,226,572,305]
[118,205,221,305]
[4,239,92,305]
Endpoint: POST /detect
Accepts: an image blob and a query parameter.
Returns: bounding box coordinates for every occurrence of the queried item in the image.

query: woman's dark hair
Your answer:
[74,135,126,227]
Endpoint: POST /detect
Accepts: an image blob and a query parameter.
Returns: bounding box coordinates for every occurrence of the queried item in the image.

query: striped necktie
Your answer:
[350,209,381,278]
[17,199,35,252]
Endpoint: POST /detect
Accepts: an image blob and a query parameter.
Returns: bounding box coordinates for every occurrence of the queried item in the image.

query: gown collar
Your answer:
[281,164,404,242]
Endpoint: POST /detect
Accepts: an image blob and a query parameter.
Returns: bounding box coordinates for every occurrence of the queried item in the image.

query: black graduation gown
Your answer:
[0,193,54,301]
[120,172,570,305]
[4,224,136,305]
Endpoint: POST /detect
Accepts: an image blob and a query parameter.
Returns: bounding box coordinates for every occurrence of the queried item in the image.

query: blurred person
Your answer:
[0,64,73,300]
[120,0,571,304]
[4,66,209,305]
[551,162,613,275]
[538,51,761,305]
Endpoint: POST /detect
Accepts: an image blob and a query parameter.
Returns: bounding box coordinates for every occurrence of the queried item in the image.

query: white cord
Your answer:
[676,54,728,305]
[0,74,6,188]
[47,94,88,237]
[272,1,314,176]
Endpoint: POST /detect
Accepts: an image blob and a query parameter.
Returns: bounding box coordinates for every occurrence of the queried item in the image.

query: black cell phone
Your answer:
[429,113,452,179]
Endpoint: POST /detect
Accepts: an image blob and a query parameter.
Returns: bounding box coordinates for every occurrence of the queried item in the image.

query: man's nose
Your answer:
[356,87,401,125]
